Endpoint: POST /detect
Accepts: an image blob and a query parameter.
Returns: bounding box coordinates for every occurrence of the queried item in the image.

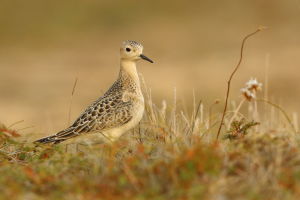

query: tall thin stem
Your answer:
[216,28,264,140]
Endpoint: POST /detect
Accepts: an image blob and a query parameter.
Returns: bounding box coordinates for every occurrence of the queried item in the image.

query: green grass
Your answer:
[1,86,300,200]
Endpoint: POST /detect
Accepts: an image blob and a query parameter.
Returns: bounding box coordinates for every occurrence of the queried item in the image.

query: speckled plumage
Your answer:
[35,40,153,144]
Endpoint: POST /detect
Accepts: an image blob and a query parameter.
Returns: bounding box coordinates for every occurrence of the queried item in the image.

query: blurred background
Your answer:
[0,0,299,135]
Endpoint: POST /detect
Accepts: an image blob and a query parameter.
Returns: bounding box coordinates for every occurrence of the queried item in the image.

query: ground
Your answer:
[1,91,300,200]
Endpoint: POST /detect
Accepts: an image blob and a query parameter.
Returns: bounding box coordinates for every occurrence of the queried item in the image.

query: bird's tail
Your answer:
[34,127,78,145]
[34,134,65,145]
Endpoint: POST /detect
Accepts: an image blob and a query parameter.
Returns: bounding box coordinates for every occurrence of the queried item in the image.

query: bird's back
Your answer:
[35,68,144,144]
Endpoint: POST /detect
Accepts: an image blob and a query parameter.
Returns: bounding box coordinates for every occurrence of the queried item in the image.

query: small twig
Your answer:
[216,27,265,140]
[68,77,78,126]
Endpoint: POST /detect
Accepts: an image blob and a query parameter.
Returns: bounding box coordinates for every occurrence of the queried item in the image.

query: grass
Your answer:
[1,80,300,200]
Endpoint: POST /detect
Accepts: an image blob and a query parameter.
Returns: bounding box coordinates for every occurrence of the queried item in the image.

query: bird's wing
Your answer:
[35,93,133,144]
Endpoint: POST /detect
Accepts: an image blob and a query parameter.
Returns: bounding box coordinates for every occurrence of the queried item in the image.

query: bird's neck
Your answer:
[119,60,139,83]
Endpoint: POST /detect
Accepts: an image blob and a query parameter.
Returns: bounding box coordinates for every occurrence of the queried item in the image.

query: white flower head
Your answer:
[246,78,262,92]
[241,88,256,101]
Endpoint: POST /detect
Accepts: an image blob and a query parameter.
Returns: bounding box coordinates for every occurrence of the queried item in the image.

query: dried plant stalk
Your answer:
[216,28,264,140]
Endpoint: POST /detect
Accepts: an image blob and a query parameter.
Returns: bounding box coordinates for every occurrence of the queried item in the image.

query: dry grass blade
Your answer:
[189,100,202,134]
[8,120,24,128]
[216,27,265,140]
[68,77,78,126]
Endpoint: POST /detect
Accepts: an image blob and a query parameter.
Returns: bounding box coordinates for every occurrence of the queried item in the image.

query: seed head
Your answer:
[240,78,262,101]
[245,78,262,92]
[241,88,256,101]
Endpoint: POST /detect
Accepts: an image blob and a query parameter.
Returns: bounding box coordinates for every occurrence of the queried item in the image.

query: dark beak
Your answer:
[140,54,154,63]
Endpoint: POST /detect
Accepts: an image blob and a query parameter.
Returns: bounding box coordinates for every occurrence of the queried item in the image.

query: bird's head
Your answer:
[120,40,153,63]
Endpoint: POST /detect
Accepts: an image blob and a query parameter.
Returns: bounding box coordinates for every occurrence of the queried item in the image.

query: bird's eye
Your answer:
[126,48,131,52]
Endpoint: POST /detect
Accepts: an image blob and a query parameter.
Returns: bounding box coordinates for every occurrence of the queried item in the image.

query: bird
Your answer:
[35,40,153,145]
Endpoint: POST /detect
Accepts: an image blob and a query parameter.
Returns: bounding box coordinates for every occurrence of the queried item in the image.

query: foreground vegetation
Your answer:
[1,83,300,200]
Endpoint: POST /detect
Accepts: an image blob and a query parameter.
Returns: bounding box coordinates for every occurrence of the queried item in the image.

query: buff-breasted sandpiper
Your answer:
[35,40,153,144]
